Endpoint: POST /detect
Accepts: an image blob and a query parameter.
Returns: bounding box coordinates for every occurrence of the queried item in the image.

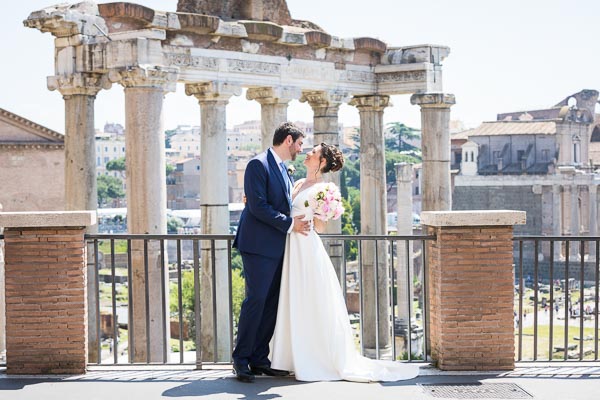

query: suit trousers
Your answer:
[232,251,284,366]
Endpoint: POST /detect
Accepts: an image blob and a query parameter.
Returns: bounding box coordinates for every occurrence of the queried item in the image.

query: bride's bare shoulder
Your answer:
[293,178,306,190]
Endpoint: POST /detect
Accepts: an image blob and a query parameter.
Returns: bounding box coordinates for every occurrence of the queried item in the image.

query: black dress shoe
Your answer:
[233,364,255,383]
[249,365,290,377]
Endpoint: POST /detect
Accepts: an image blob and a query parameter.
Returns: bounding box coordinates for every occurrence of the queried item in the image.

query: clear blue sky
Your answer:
[1,0,599,133]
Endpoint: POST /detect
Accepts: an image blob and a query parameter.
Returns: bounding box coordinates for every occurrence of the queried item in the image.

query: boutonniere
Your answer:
[287,164,296,175]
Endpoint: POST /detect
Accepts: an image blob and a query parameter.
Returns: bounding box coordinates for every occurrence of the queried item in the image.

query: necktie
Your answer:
[280,162,291,194]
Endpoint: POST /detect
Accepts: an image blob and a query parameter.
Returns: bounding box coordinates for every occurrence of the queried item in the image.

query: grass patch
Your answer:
[517,324,600,360]
[98,240,129,254]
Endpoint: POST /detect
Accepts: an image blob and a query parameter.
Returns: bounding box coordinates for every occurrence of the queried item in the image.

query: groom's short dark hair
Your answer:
[272,122,305,146]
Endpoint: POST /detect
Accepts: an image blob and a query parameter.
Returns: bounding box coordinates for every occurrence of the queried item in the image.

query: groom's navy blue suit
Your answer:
[232,149,293,367]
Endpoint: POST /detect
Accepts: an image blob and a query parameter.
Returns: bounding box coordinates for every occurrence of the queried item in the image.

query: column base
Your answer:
[363,345,393,360]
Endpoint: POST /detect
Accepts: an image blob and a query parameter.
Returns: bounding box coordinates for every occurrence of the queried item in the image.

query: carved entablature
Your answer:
[376,70,427,83]
[25,2,449,98]
[109,66,178,92]
[384,45,450,66]
[227,60,281,75]
[47,73,112,97]
[165,53,219,70]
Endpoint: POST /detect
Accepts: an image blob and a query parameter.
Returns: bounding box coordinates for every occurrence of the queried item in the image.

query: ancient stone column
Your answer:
[410,93,456,212]
[247,87,298,150]
[572,188,581,254]
[113,66,177,362]
[552,185,563,260]
[48,72,110,363]
[590,185,598,259]
[301,90,348,280]
[186,82,241,362]
[395,163,414,346]
[349,95,391,358]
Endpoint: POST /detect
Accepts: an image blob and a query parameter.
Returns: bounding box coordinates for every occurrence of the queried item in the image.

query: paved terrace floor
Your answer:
[1,364,600,399]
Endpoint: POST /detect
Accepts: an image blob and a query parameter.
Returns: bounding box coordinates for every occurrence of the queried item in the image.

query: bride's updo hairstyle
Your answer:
[319,142,344,173]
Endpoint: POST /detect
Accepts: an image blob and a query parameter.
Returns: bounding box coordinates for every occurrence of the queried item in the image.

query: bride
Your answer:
[270,143,419,382]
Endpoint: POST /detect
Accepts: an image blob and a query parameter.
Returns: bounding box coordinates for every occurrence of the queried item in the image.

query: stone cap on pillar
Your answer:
[410,93,455,108]
[0,211,97,228]
[421,210,526,227]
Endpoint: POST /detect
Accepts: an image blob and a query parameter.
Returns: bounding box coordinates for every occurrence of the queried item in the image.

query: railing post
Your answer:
[421,210,526,371]
[0,211,95,374]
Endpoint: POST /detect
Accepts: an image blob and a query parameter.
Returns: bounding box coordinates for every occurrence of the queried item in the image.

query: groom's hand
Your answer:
[293,215,310,236]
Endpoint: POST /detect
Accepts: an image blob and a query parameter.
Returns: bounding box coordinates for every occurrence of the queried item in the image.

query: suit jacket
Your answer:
[233,149,293,259]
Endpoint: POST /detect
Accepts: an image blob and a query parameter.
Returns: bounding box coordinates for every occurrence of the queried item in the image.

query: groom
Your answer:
[232,122,309,382]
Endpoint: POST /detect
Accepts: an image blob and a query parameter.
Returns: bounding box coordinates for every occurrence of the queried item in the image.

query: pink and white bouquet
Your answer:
[304,182,345,221]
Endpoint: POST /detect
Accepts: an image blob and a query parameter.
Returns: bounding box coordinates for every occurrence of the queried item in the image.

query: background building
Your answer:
[0,107,64,211]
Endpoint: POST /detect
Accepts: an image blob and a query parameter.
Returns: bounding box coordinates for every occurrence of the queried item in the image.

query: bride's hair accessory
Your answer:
[319,142,344,174]
[303,182,344,221]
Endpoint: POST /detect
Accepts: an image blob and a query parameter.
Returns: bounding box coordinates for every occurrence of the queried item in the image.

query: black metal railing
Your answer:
[84,233,434,366]
[514,236,600,362]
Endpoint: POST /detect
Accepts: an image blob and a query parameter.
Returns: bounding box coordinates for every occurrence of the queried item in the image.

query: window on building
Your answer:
[517,150,525,161]
[104,146,108,152]
[104,157,109,163]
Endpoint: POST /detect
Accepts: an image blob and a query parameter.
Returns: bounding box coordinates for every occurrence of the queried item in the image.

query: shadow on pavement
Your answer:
[162,376,307,399]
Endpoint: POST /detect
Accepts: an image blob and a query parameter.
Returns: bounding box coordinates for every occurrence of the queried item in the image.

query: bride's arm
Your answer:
[313,218,327,233]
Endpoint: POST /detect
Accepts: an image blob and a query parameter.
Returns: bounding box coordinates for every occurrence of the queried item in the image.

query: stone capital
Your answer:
[109,67,178,92]
[246,86,300,104]
[349,95,390,112]
[299,90,351,108]
[410,93,456,108]
[47,73,111,97]
[186,82,242,103]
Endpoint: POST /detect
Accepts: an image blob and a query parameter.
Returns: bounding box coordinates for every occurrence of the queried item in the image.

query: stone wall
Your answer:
[453,185,541,235]
[0,148,65,212]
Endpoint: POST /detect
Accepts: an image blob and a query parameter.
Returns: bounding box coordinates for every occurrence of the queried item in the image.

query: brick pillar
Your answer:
[0,211,95,374]
[421,210,526,371]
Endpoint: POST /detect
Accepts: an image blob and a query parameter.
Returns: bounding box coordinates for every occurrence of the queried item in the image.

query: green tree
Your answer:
[170,263,246,335]
[97,174,125,206]
[385,122,420,152]
[341,197,358,261]
[106,157,126,172]
[343,158,360,189]
[289,154,307,181]
[166,163,175,177]
[231,268,245,328]
[167,216,184,234]
[347,187,361,232]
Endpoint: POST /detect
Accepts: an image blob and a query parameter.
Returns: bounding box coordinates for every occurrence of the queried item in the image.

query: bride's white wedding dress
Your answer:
[270,186,419,382]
